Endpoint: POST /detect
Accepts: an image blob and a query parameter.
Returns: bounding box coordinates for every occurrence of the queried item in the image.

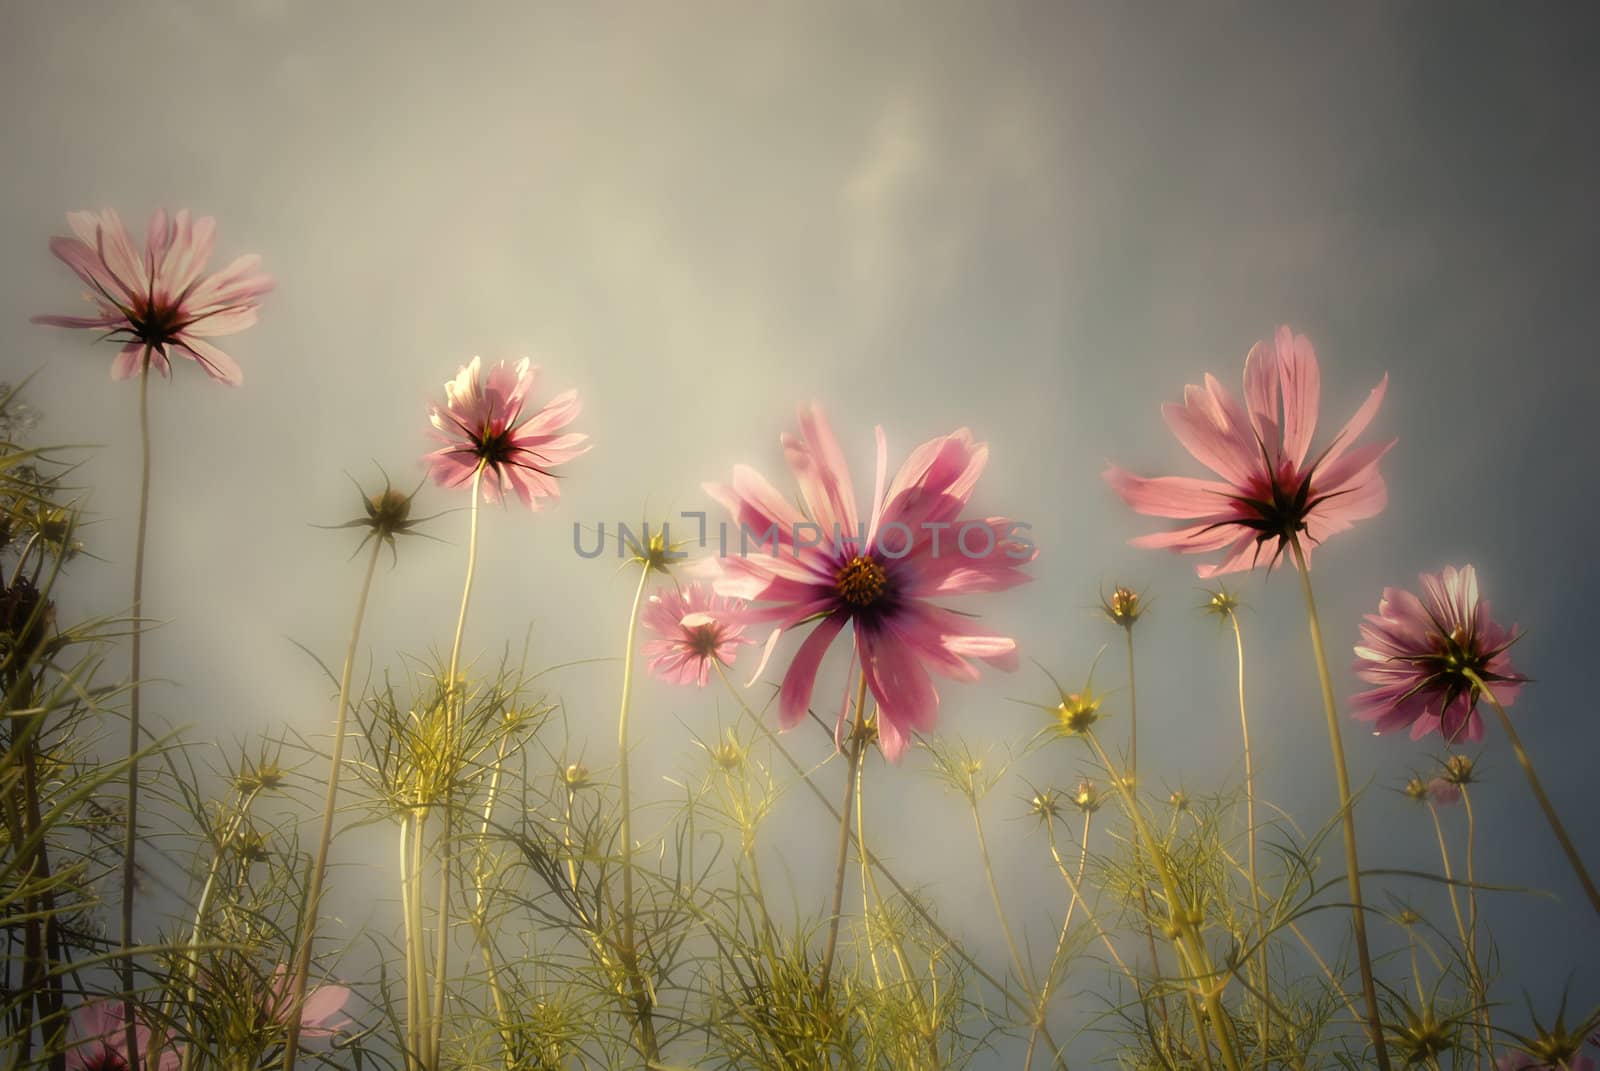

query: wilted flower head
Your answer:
[563,762,591,791]
[1403,776,1432,803]
[326,471,437,561]
[1352,564,1526,743]
[1168,789,1190,811]
[66,1000,179,1071]
[704,405,1033,761]
[1072,779,1104,814]
[425,357,589,509]
[1105,326,1392,576]
[34,209,272,385]
[641,583,755,687]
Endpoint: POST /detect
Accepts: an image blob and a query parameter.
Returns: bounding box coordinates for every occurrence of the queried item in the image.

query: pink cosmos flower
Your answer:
[66,1000,179,1071]
[267,964,351,1037]
[704,405,1034,761]
[1105,326,1393,576]
[33,209,272,386]
[1352,565,1525,743]
[641,582,755,687]
[424,357,589,508]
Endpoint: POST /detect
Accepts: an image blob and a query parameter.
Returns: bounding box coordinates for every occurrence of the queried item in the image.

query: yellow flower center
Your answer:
[835,555,889,608]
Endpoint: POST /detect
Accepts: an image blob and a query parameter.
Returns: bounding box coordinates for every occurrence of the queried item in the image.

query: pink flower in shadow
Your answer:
[66,1000,179,1071]
[34,209,272,385]
[1105,326,1392,576]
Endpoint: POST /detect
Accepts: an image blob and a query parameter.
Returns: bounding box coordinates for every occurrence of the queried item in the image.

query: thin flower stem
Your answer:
[122,354,153,1070]
[1289,535,1392,1071]
[614,565,659,1061]
[429,465,484,1066]
[817,670,869,999]
[282,535,384,1071]
[172,788,262,1071]
[1044,818,1134,983]
[1462,786,1491,1063]
[472,730,515,1068]
[1465,670,1600,917]
[711,664,1068,1068]
[857,738,941,1069]
[1226,612,1269,1069]
[1086,730,1244,1071]
[400,813,419,1071]
[1425,799,1483,1068]
[1028,812,1093,1068]
[971,795,1035,999]
[1125,625,1173,1042]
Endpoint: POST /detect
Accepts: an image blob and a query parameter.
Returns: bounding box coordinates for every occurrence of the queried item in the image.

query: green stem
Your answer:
[282,534,383,1071]
[1425,800,1483,1067]
[1289,535,1391,1070]
[817,670,869,999]
[473,730,515,1068]
[1227,612,1268,1068]
[615,565,659,1061]
[713,664,1068,1069]
[122,355,153,1070]
[1462,786,1490,1065]
[174,788,262,1071]
[429,466,484,1066]
[1465,671,1600,917]
[1086,730,1243,1071]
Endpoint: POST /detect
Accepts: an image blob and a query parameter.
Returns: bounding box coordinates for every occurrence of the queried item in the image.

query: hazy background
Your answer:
[4,1,1598,1064]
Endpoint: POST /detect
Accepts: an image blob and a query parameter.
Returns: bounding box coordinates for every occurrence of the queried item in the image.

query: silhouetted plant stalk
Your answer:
[613,562,660,1062]
[1120,616,1174,1045]
[280,530,384,1071]
[816,668,868,1000]
[1464,668,1600,917]
[1460,783,1491,1057]
[122,353,155,1070]
[1085,728,1245,1071]
[1289,534,1391,1071]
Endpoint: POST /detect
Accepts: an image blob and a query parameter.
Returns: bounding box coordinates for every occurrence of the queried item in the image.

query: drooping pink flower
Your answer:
[424,357,589,508]
[641,583,755,687]
[704,405,1034,761]
[1105,326,1393,577]
[33,209,272,386]
[66,1000,179,1071]
[267,964,351,1037]
[1352,565,1525,743]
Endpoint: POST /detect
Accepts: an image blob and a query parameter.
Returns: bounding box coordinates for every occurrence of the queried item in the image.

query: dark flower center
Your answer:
[130,296,185,348]
[686,624,720,658]
[835,555,888,608]
[475,424,517,467]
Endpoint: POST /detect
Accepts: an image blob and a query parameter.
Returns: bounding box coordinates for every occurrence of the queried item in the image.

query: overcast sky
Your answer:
[4,2,1598,1065]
